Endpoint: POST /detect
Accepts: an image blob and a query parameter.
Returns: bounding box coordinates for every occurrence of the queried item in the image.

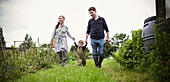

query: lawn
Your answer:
[6,58,152,82]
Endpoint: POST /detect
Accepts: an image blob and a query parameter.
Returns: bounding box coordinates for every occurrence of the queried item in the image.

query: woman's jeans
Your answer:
[57,49,67,66]
[90,38,104,58]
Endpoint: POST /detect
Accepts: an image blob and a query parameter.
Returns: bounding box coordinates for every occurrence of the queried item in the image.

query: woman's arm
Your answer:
[66,26,74,39]
[50,27,56,43]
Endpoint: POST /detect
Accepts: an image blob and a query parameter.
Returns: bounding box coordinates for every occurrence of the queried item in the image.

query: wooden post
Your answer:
[38,37,39,47]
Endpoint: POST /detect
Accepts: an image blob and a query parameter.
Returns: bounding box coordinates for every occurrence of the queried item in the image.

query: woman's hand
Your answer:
[50,42,53,45]
[73,37,75,42]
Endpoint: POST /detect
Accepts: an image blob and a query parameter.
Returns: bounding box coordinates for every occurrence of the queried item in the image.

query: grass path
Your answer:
[7,59,152,82]
[102,59,152,81]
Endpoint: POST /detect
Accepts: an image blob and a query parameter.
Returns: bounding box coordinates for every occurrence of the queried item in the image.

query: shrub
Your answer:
[145,25,170,81]
[104,41,119,58]
[113,25,170,81]
[113,29,145,68]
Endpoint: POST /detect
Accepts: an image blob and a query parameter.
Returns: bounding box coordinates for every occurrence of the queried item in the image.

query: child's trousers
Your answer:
[77,47,86,66]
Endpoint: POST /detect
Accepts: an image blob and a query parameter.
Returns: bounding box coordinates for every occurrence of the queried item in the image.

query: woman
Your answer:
[50,15,75,66]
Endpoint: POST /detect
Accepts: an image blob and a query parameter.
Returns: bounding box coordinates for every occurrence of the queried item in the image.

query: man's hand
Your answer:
[85,39,88,44]
[106,32,110,43]
[85,34,89,43]
[106,37,110,43]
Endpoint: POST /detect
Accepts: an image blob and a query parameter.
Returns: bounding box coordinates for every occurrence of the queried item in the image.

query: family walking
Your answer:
[50,7,110,68]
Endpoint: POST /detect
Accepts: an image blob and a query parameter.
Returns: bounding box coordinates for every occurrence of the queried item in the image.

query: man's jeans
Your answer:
[90,38,104,58]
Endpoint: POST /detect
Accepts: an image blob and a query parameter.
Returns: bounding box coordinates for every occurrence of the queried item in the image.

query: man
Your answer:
[85,7,110,68]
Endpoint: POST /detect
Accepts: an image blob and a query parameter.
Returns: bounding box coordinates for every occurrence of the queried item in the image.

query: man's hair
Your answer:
[88,7,96,11]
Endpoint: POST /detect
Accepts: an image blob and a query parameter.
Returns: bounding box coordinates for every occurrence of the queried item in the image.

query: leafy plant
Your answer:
[113,25,170,81]
[104,41,119,58]
[145,25,170,81]
[0,39,58,81]
[113,29,144,68]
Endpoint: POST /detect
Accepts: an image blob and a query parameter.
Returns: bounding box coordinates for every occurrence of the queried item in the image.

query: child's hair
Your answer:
[78,40,84,45]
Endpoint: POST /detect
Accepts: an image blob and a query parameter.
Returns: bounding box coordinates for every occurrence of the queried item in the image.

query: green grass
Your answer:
[7,58,152,82]
[103,59,152,81]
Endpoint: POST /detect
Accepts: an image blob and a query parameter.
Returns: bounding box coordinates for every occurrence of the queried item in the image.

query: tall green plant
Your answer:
[0,28,6,59]
[113,29,144,68]
[104,41,119,58]
[146,25,170,81]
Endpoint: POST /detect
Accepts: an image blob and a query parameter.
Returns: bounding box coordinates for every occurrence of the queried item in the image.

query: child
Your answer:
[73,39,87,66]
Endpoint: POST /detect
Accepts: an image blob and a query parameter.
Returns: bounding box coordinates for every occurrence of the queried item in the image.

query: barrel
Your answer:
[142,16,156,53]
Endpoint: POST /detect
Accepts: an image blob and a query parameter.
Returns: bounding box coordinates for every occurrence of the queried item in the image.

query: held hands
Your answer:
[106,37,110,43]
[50,41,53,45]
[73,37,75,42]
[85,39,88,44]
[85,40,88,44]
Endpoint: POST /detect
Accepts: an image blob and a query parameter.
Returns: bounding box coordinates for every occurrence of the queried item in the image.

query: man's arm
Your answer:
[106,32,109,42]
[85,20,91,43]
[103,18,110,41]
[85,34,89,43]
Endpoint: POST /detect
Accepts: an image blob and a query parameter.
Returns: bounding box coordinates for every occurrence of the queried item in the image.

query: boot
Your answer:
[82,60,86,66]
[99,55,104,68]
[93,57,99,68]
[60,60,64,66]
[63,59,67,66]
[93,58,99,68]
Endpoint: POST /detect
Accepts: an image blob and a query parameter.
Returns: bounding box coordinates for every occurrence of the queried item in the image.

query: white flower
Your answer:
[110,56,113,59]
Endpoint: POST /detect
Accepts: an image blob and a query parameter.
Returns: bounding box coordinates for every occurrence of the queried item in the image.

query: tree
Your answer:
[20,34,33,49]
[0,28,6,59]
[0,28,6,50]
[111,33,129,46]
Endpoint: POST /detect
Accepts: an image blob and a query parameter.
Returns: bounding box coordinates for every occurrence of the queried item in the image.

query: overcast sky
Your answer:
[0,0,156,52]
